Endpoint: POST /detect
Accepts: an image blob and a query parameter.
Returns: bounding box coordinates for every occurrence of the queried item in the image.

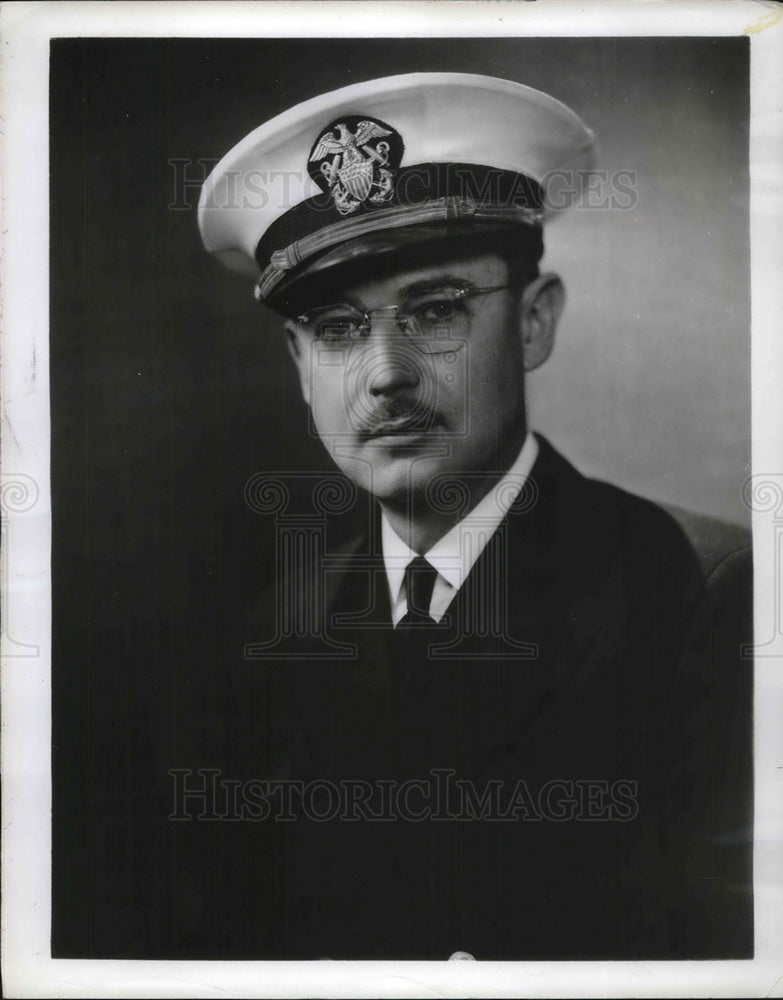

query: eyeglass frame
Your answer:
[292,282,516,354]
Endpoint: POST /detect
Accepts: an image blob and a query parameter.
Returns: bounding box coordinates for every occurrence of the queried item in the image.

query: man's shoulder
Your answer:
[593,479,751,588]
[655,501,751,581]
[533,434,751,587]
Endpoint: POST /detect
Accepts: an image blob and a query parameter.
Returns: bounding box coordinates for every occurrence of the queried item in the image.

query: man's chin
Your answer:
[359,448,452,502]
[329,446,432,500]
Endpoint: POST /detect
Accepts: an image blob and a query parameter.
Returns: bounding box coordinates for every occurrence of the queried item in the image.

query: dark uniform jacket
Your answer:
[53,436,753,960]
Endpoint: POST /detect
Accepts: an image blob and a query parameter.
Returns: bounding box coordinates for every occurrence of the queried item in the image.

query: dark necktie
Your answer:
[397,556,438,629]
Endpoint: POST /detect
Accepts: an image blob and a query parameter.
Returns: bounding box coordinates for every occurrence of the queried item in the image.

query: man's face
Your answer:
[286,251,532,503]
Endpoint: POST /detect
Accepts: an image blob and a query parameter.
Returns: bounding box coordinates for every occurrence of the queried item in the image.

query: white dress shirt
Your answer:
[382,433,539,626]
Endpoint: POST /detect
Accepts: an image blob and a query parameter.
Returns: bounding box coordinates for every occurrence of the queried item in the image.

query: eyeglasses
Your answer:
[295,283,513,355]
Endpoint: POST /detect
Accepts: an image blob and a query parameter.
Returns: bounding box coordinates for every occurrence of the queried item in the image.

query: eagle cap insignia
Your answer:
[308,115,403,215]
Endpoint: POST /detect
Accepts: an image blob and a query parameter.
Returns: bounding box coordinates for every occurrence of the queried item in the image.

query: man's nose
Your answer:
[362,314,423,396]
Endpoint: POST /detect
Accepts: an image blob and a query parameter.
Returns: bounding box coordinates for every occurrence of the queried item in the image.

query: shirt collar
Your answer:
[381,432,539,605]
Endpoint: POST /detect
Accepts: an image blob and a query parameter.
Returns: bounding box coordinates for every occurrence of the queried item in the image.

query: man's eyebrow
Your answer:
[397,275,475,297]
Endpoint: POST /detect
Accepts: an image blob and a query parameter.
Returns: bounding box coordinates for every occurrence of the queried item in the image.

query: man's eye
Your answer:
[316,319,358,342]
[411,296,463,324]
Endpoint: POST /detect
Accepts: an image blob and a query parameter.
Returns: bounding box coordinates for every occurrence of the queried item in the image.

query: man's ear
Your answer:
[518,272,565,372]
[285,322,312,406]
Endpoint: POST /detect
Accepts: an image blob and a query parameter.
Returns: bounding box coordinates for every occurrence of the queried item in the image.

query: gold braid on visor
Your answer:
[254,198,543,302]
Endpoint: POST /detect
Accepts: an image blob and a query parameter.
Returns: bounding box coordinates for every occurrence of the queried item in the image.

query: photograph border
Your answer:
[2,2,782,996]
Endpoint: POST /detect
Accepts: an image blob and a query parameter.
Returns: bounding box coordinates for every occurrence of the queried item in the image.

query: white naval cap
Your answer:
[198,72,595,307]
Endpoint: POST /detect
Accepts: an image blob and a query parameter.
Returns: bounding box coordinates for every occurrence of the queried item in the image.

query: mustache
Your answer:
[356,400,441,438]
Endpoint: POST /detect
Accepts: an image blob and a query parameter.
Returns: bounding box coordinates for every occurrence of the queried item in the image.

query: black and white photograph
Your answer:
[2,2,782,997]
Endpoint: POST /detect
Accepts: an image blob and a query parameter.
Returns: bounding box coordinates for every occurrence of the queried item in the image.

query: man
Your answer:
[198,74,752,959]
